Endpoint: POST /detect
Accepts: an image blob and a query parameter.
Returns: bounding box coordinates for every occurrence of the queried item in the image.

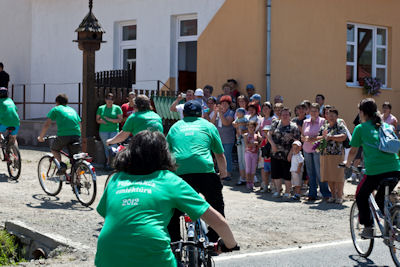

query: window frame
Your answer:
[177,15,198,42]
[118,21,137,77]
[346,23,388,88]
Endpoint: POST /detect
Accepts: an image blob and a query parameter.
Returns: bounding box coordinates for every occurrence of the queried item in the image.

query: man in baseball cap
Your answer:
[167,99,228,243]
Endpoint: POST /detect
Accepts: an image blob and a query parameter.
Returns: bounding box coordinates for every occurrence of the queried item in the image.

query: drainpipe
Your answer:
[266,0,272,101]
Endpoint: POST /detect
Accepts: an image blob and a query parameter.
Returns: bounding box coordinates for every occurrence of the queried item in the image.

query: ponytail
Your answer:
[371,111,382,129]
[359,98,381,129]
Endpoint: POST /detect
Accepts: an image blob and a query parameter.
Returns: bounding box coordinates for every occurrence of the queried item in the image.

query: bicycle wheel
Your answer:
[37,155,63,196]
[6,145,21,180]
[73,161,97,207]
[104,171,116,192]
[350,201,374,257]
[389,205,400,266]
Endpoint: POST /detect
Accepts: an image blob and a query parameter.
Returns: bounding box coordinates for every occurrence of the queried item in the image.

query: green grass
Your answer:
[0,230,23,266]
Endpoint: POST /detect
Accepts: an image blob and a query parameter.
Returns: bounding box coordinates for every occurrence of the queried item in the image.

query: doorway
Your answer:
[178,41,197,92]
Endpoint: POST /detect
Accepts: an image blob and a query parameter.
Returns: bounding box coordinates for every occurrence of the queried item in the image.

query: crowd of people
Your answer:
[165,80,399,205]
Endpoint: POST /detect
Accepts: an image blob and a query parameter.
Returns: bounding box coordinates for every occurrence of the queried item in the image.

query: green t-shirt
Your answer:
[96,170,210,267]
[47,105,81,136]
[122,110,163,136]
[166,117,224,175]
[96,104,123,132]
[350,121,400,175]
[0,98,20,127]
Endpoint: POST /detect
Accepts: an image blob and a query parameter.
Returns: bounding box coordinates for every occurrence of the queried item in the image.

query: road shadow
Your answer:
[348,254,388,266]
[308,201,348,211]
[0,172,19,183]
[25,194,93,211]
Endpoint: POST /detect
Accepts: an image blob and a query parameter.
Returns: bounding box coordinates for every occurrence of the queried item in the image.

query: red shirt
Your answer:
[121,103,135,128]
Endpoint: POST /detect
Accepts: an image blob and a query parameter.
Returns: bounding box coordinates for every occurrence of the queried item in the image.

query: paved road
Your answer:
[215,239,396,266]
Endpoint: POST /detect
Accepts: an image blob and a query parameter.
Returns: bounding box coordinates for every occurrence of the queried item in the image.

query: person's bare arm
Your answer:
[200,207,237,249]
[170,94,183,112]
[267,131,277,153]
[219,113,234,126]
[345,146,358,167]
[104,114,123,124]
[106,131,131,146]
[214,153,227,179]
[327,133,346,142]
[37,118,52,142]
[96,114,106,125]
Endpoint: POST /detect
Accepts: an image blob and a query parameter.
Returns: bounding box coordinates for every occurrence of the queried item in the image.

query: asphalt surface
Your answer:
[215,239,396,267]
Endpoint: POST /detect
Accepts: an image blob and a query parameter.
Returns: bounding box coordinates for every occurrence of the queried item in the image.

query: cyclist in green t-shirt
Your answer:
[38,94,81,174]
[96,130,238,266]
[346,98,400,239]
[0,87,20,146]
[106,94,163,146]
[96,93,123,170]
[166,100,228,243]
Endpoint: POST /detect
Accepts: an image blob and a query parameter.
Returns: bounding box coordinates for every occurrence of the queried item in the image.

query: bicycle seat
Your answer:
[379,177,399,187]
[6,127,15,131]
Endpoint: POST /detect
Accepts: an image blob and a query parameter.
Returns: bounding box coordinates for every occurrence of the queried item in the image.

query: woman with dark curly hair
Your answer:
[96,130,238,266]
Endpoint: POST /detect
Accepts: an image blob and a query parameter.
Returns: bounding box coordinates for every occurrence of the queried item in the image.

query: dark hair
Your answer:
[248,121,258,128]
[0,62,3,69]
[328,107,339,116]
[316,94,325,100]
[0,88,8,98]
[322,104,332,115]
[227,79,238,85]
[55,94,68,105]
[359,98,382,129]
[203,85,214,94]
[248,101,259,114]
[382,101,392,110]
[114,130,176,175]
[105,93,113,100]
[186,89,194,95]
[261,101,274,117]
[207,96,217,104]
[302,100,311,108]
[135,94,151,111]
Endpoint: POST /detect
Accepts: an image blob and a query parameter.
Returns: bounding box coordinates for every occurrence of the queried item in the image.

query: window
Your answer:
[346,23,388,87]
[119,22,137,83]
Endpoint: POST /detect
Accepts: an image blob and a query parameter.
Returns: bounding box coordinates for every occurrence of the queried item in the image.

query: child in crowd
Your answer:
[288,140,304,201]
[244,121,262,190]
[234,108,249,145]
[260,125,272,193]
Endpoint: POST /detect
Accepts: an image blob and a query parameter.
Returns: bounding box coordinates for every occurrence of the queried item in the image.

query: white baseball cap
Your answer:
[292,140,302,147]
[194,88,204,97]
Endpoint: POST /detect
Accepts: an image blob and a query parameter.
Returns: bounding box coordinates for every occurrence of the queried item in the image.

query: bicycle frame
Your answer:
[369,185,396,241]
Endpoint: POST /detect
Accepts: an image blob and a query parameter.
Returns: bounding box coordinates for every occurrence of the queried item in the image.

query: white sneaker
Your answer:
[272,192,281,198]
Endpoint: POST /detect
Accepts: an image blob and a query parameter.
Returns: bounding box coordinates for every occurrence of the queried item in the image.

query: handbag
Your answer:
[365,125,400,154]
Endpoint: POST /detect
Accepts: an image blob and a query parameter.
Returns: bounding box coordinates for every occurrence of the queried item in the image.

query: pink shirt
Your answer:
[302,117,325,153]
[259,116,273,137]
[384,114,397,125]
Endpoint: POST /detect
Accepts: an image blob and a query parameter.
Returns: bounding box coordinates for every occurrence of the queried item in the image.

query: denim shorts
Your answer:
[0,124,19,135]
[264,161,271,172]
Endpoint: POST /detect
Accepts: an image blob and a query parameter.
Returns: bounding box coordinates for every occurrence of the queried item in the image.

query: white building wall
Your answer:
[22,0,225,118]
[0,0,32,119]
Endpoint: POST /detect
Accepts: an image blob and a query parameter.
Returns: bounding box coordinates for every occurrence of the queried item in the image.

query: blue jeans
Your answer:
[99,131,118,162]
[304,151,331,198]
[222,143,234,174]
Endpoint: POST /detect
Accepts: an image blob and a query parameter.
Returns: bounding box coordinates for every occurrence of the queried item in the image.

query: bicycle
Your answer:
[37,136,97,207]
[103,143,128,191]
[0,127,21,180]
[171,214,217,267]
[341,164,400,266]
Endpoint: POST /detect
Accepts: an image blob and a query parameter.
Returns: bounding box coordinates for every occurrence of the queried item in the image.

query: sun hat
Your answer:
[236,108,246,115]
[262,125,271,131]
[250,94,261,102]
[246,84,255,90]
[194,88,204,97]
